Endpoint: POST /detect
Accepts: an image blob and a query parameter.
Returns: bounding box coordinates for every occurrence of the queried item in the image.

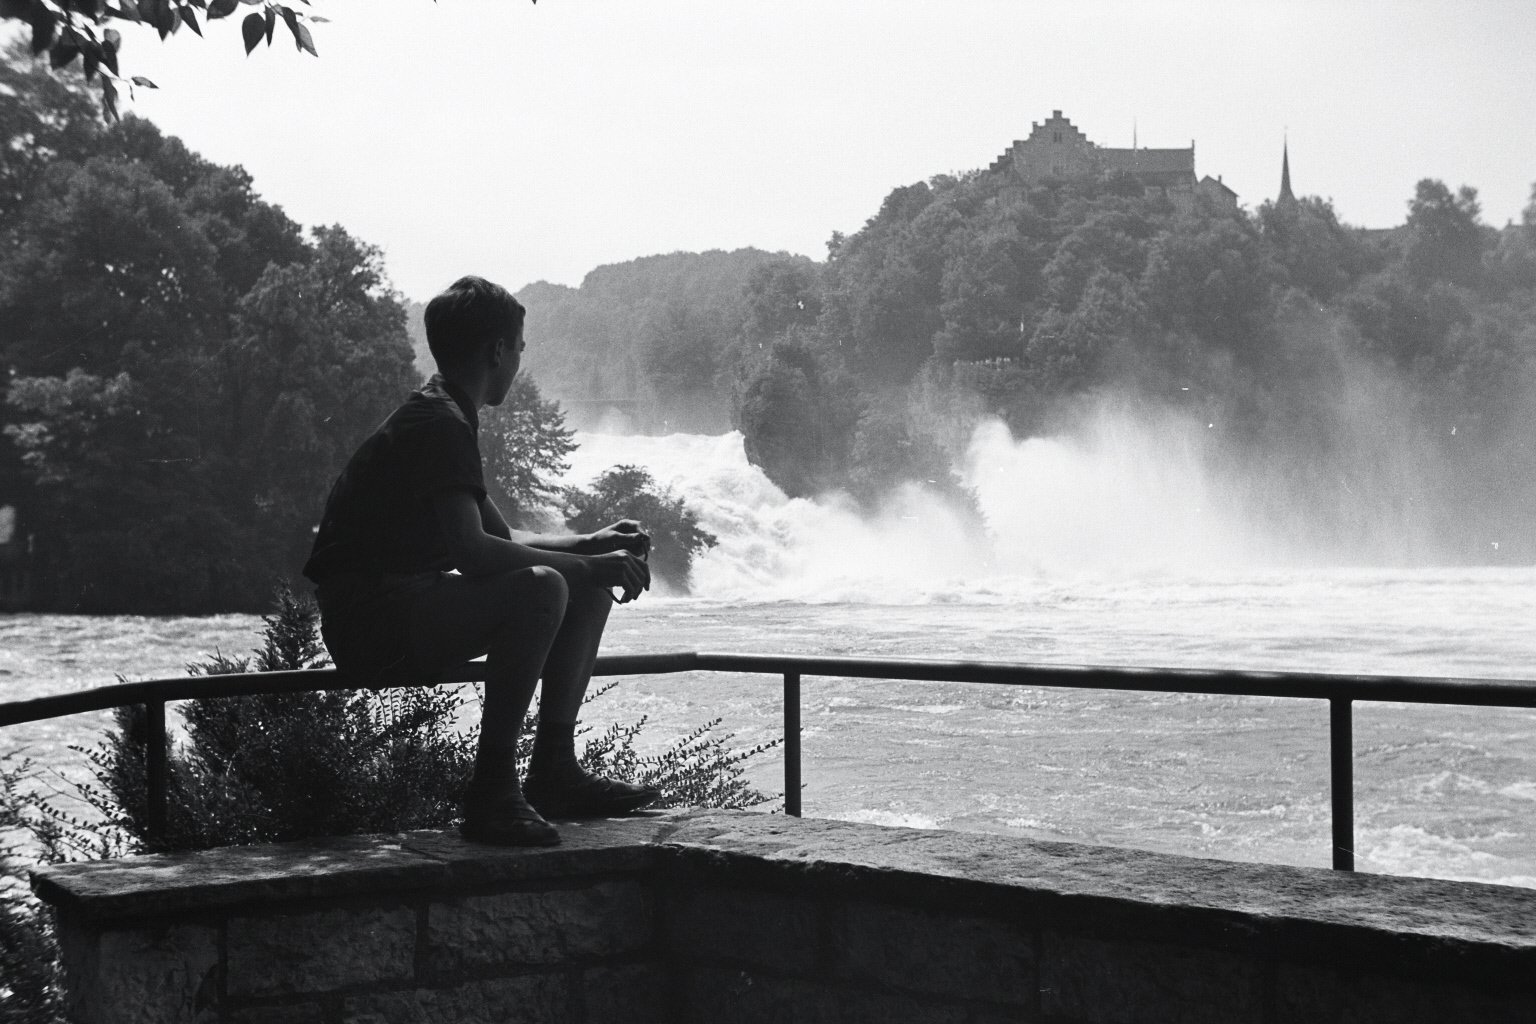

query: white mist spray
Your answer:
[560,391,1458,603]
[962,408,1295,574]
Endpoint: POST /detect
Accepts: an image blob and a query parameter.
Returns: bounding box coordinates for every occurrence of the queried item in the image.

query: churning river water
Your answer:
[3,420,1534,889]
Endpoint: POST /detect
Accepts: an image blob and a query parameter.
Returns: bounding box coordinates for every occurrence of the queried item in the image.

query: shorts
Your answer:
[314,571,451,688]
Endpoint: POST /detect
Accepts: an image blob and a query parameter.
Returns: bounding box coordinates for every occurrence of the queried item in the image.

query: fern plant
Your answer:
[0,752,65,1024]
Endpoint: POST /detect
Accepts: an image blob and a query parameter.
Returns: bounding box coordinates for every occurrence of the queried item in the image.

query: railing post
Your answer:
[1329,697,1354,871]
[144,700,167,848]
[784,672,801,817]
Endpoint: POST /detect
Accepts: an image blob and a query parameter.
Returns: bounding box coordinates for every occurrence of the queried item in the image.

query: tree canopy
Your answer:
[2,0,327,119]
[479,375,578,527]
[1,48,416,611]
[3,0,543,120]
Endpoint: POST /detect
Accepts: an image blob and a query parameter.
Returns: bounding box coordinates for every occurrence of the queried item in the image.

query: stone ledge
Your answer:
[32,809,1536,993]
[660,813,1536,988]
[31,813,678,923]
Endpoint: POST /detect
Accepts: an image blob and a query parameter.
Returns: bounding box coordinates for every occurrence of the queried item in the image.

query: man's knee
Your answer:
[561,574,616,627]
[477,565,569,628]
[525,565,569,613]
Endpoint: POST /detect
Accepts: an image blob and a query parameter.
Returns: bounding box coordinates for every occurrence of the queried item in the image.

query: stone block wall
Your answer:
[35,825,664,1024]
[33,812,1536,1023]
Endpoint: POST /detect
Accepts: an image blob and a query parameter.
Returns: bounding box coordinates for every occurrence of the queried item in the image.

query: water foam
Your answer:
[1360,823,1534,888]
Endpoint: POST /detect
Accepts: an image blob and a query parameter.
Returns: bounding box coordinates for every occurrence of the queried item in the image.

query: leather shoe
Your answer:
[460,788,560,847]
[524,770,660,819]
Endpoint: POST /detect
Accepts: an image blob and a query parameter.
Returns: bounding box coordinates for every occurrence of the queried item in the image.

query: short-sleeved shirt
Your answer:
[302,375,485,583]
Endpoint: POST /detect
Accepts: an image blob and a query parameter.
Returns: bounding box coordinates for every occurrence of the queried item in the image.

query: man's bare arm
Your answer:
[437,490,649,600]
[478,492,631,552]
[516,521,651,559]
[478,495,514,540]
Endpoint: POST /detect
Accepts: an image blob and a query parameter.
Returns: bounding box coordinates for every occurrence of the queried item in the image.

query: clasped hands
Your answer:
[586,519,651,603]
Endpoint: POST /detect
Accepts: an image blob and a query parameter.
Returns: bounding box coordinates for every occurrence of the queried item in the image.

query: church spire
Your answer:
[1278,136,1297,207]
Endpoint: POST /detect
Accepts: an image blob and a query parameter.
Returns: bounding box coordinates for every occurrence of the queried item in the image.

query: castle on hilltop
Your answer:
[989,110,1239,213]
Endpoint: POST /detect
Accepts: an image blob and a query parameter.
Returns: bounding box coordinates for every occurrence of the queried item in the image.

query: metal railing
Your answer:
[5,651,1536,871]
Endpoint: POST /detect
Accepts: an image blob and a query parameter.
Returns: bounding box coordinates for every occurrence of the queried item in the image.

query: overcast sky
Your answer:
[103,0,1536,303]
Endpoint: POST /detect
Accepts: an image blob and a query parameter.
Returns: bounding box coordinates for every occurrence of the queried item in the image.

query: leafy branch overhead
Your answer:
[1,0,330,118]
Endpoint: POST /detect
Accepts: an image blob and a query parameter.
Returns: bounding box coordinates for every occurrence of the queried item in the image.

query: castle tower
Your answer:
[1278,138,1297,208]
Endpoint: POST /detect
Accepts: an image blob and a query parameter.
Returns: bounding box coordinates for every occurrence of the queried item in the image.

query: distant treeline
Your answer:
[402,249,794,435]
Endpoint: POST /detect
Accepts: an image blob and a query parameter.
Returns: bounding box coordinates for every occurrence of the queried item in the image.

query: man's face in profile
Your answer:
[488,325,525,406]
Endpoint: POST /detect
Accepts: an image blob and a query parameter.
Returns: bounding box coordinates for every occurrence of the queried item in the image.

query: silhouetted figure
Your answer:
[303,275,657,846]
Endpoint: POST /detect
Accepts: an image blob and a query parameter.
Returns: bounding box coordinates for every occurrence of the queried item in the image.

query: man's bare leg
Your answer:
[408,566,569,844]
[525,581,661,816]
[539,580,614,723]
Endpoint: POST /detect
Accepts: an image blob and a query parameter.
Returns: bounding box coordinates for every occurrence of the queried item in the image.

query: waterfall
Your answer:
[560,412,1302,603]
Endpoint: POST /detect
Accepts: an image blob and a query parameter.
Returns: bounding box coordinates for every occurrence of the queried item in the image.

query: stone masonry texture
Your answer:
[57,921,219,1024]
[579,964,668,1024]
[227,1002,327,1024]
[664,882,823,976]
[1270,962,1536,1024]
[683,967,978,1024]
[342,973,570,1024]
[225,904,416,998]
[837,900,1036,1006]
[1040,932,1264,1023]
[425,879,651,974]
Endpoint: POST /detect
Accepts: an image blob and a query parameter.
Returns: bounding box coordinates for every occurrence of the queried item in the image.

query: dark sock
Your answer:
[530,718,581,780]
[469,742,522,800]
[472,674,533,795]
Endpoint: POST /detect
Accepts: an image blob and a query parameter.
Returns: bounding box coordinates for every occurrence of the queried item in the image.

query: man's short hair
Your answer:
[424,276,526,369]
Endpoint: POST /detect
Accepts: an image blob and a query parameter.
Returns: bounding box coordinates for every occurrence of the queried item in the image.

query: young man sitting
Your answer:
[302,275,657,846]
